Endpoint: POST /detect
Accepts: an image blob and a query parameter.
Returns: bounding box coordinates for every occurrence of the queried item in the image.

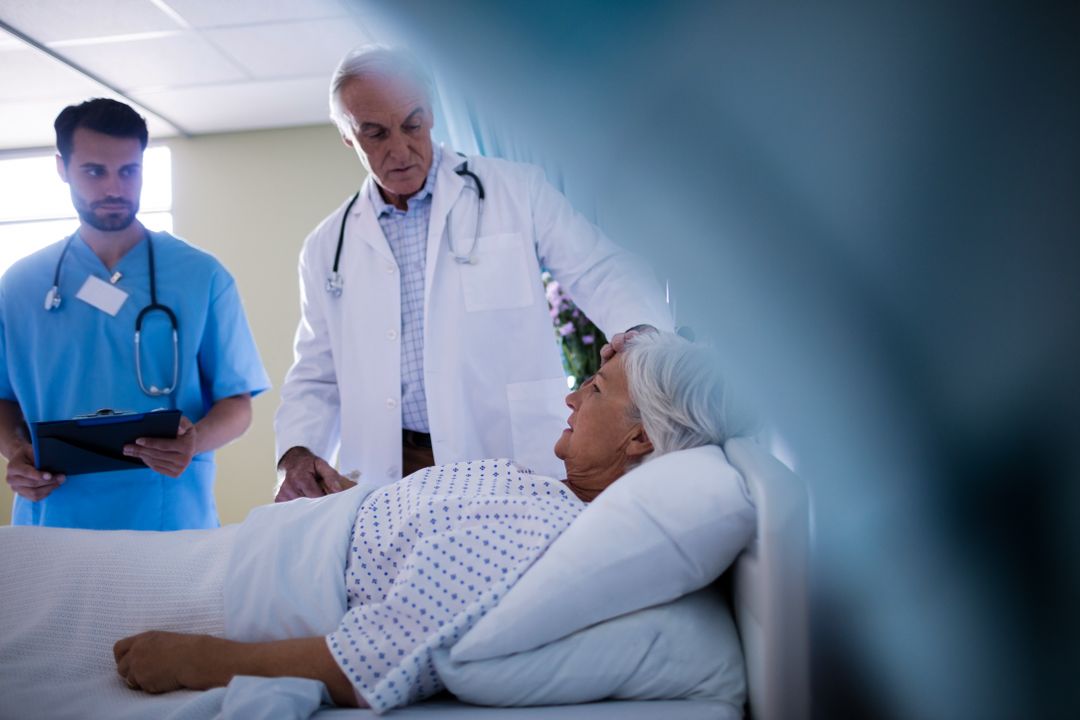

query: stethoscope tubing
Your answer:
[46,231,180,398]
[327,160,485,297]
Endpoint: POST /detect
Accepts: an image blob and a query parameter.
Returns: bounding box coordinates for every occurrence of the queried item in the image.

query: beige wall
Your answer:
[0,123,366,525]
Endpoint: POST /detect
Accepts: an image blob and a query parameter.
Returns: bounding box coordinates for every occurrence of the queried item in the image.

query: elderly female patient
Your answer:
[112,332,736,712]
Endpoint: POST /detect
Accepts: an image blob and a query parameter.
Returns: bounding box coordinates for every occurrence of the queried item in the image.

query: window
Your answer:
[0,146,173,276]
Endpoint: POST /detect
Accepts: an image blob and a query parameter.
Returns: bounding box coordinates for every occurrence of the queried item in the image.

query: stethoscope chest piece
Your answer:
[44,286,60,311]
[326,272,344,297]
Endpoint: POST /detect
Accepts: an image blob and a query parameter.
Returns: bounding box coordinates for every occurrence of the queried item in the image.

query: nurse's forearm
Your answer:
[193,394,253,454]
[0,400,30,459]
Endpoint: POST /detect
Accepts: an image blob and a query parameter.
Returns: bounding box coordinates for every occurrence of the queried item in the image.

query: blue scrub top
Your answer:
[0,230,270,529]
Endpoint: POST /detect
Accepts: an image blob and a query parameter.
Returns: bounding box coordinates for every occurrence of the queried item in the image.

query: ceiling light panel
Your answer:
[163,0,350,28]
[130,76,331,134]
[0,46,107,102]
[205,18,368,80]
[0,0,183,44]
[60,31,248,92]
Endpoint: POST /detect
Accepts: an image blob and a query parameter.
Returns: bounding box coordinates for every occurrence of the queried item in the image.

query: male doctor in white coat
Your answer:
[274,46,672,500]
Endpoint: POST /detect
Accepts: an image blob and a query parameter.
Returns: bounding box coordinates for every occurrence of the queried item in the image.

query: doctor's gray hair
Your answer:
[622,332,753,457]
[329,45,434,133]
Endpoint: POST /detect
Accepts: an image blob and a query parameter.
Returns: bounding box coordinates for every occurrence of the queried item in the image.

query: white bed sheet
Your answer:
[314,696,728,719]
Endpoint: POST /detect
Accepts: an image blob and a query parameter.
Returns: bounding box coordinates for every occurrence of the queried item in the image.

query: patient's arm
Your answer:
[113,631,364,708]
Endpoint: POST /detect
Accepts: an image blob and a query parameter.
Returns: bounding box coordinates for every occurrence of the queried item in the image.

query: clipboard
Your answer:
[30,409,182,476]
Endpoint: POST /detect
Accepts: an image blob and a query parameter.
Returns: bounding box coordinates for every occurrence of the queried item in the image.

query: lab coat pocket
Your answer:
[506,377,569,478]
[460,233,534,312]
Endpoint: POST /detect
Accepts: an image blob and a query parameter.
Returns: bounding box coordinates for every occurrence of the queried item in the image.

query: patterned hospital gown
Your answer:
[326,459,585,713]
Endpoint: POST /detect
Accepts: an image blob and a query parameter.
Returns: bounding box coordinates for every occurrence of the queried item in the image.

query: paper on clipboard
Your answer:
[30,409,182,476]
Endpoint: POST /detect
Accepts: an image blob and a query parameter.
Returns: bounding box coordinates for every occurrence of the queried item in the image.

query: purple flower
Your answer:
[558,322,575,337]
[582,334,595,345]
[545,281,562,304]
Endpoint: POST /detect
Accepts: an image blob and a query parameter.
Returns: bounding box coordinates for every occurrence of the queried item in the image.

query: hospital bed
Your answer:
[0,438,808,719]
[308,437,810,720]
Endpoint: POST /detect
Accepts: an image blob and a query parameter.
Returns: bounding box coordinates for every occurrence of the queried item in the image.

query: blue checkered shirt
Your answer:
[368,152,442,432]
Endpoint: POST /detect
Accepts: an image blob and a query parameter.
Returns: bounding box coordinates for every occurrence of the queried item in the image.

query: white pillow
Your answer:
[435,587,745,714]
[451,444,755,661]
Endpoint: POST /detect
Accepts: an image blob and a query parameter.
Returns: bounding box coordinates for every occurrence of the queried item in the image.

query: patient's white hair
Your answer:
[329,45,434,134]
[622,332,752,457]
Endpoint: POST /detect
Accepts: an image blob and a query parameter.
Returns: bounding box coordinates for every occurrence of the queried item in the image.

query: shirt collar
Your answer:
[370,149,442,218]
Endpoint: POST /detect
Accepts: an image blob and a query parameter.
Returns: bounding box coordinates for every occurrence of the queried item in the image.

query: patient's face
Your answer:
[554,355,647,500]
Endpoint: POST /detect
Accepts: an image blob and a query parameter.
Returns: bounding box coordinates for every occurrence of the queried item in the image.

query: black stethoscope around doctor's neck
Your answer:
[45,231,180,397]
[326,161,486,297]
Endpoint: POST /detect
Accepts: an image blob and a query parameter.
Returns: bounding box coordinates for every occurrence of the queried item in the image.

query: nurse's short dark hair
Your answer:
[55,98,148,166]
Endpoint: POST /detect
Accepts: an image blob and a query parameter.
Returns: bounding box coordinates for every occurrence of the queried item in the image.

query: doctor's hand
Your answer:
[125,416,197,478]
[4,442,65,501]
[275,446,356,502]
[599,324,657,365]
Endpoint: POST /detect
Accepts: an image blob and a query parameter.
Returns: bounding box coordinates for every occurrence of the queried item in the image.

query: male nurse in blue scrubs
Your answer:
[0,98,270,530]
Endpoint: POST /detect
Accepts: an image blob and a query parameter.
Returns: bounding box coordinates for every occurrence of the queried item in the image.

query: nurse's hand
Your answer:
[4,442,65,501]
[124,416,197,478]
[275,446,356,502]
[599,324,657,365]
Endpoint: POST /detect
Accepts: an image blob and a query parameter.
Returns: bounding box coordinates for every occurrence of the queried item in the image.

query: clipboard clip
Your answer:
[74,408,127,419]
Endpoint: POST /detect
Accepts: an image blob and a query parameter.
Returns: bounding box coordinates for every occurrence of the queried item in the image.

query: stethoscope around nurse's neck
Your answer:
[325,161,486,297]
[45,231,180,398]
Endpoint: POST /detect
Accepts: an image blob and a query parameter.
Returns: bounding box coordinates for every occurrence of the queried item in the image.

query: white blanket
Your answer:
[223,484,371,642]
[0,484,373,720]
[0,524,234,720]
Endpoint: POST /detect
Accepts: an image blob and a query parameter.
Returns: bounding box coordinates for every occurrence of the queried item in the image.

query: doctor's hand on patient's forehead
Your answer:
[599,325,657,365]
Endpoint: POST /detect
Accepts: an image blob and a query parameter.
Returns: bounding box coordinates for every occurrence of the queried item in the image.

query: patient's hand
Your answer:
[275,446,356,502]
[114,631,220,694]
[116,632,363,707]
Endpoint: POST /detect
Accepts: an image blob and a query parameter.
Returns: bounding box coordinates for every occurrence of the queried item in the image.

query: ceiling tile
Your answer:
[205,18,368,80]
[164,0,349,28]
[130,76,332,134]
[0,0,182,43]
[59,31,247,92]
[0,47,108,102]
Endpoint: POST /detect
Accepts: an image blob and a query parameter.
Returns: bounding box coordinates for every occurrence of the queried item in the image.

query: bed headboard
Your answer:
[724,437,810,720]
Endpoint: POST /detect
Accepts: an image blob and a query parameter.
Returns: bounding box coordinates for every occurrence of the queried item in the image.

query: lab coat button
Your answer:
[387,467,399,478]
[386,398,398,409]
[386,329,398,340]
[384,263,395,274]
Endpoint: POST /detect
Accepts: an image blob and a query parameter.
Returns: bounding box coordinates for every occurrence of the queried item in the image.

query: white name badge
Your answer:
[75,275,129,316]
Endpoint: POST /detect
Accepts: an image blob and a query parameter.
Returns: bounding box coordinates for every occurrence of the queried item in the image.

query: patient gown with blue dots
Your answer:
[326,459,585,713]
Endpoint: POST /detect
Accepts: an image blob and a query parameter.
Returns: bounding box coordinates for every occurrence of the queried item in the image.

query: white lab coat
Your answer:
[275,145,672,485]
